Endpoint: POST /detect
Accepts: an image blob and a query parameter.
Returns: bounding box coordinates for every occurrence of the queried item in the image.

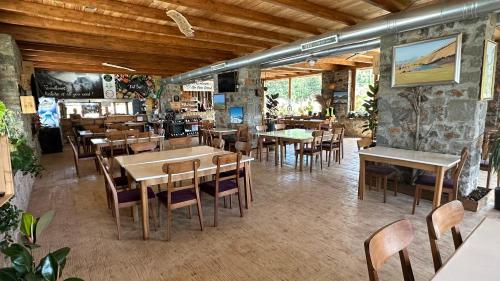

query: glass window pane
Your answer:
[354,68,374,112]
[290,75,322,115]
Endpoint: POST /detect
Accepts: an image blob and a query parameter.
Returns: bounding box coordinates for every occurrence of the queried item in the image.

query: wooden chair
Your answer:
[256,125,274,161]
[157,159,204,241]
[321,133,340,167]
[67,135,98,178]
[412,147,468,214]
[364,219,415,281]
[234,141,253,204]
[200,121,214,145]
[168,136,192,149]
[98,153,157,240]
[129,141,158,154]
[358,139,398,203]
[480,132,495,188]
[295,130,324,172]
[332,124,346,158]
[200,153,244,227]
[227,124,249,151]
[97,153,129,209]
[211,138,225,150]
[426,200,464,272]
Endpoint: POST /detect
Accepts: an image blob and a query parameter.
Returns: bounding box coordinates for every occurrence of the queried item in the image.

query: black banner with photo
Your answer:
[35,70,104,99]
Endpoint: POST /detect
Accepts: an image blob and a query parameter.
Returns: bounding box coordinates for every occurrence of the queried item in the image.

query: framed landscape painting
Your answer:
[213,93,226,110]
[392,34,462,87]
[480,40,497,100]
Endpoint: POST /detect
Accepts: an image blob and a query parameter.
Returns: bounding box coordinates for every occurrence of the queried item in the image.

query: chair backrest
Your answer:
[364,219,415,281]
[235,141,252,156]
[426,200,464,272]
[212,138,225,150]
[67,135,79,159]
[203,129,214,146]
[274,123,286,131]
[125,129,139,137]
[129,141,158,154]
[98,154,119,206]
[162,159,200,193]
[357,137,372,150]
[311,130,324,148]
[108,123,123,130]
[236,125,250,142]
[452,147,469,187]
[91,127,105,133]
[255,125,267,132]
[333,127,344,138]
[212,153,241,182]
[168,136,192,149]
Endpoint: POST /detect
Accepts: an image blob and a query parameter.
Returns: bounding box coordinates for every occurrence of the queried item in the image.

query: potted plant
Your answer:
[361,84,378,141]
[489,132,500,210]
[265,93,279,131]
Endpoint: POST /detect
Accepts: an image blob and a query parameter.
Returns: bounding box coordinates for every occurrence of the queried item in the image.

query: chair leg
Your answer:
[412,187,419,215]
[416,188,421,205]
[237,191,244,218]
[74,159,80,178]
[150,199,158,230]
[486,169,491,189]
[166,205,172,241]
[187,205,192,219]
[229,195,232,209]
[266,147,270,161]
[114,206,121,240]
[337,149,341,164]
[310,155,313,173]
[295,153,299,169]
[319,152,323,170]
[394,175,398,196]
[383,177,387,203]
[328,150,332,167]
[196,196,204,231]
[214,195,219,227]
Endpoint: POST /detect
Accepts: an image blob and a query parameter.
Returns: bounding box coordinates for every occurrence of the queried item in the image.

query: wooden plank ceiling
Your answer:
[0,0,441,77]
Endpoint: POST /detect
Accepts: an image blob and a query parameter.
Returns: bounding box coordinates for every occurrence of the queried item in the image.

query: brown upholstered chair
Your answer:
[67,135,98,178]
[412,148,468,214]
[200,153,244,227]
[157,159,204,241]
[364,219,415,281]
[426,200,464,272]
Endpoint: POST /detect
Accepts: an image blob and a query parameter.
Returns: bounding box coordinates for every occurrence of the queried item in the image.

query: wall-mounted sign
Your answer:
[20,96,37,114]
[182,80,214,92]
[35,70,104,99]
[115,74,155,99]
[102,74,117,99]
[38,97,60,128]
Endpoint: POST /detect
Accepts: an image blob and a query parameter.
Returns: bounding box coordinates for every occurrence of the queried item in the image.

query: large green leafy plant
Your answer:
[0,211,82,281]
[265,93,279,119]
[0,201,21,251]
[489,132,500,175]
[361,84,379,140]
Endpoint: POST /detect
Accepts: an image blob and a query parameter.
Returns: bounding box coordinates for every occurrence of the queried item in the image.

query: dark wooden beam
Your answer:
[259,0,362,25]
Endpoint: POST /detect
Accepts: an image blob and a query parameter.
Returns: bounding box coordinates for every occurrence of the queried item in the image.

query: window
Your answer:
[354,68,375,112]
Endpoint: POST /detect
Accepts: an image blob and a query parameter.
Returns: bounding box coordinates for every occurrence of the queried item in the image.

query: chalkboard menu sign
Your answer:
[35,70,104,99]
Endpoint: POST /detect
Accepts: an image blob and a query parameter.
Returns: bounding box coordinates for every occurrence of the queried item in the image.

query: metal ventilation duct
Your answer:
[165,0,500,84]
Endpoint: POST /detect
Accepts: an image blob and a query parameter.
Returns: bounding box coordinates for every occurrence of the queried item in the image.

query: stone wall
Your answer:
[377,15,496,195]
[213,66,263,128]
[321,68,351,118]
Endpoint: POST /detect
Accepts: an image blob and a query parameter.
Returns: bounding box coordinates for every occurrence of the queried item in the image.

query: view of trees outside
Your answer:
[264,75,322,116]
[354,68,374,112]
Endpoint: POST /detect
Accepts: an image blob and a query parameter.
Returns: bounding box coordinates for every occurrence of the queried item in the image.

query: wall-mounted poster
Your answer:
[102,74,117,99]
[332,91,348,104]
[35,70,104,99]
[392,34,462,87]
[480,40,497,100]
[115,74,155,99]
[229,107,244,124]
[38,97,59,128]
[213,93,226,110]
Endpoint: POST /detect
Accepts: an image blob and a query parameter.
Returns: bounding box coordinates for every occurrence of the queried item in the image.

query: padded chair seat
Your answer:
[200,180,238,196]
[366,165,397,176]
[117,187,155,203]
[113,176,129,188]
[480,159,490,169]
[321,142,340,149]
[220,169,245,178]
[296,147,320,154]
[415,174,454,189]
[262,140,276,146]
[78,152,96,159]
[157,189,197,204]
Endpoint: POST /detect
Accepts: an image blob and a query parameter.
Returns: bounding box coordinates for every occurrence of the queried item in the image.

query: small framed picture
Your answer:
[480,40,497,100]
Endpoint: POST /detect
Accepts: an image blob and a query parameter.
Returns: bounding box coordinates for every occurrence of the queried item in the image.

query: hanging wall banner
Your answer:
[102,74,117,99]
[35,70,104,99]
[115,74,155,99]
[182,80,214,92]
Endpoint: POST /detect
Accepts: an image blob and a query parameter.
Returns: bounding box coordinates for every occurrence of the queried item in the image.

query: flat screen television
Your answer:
[217,72,237,92]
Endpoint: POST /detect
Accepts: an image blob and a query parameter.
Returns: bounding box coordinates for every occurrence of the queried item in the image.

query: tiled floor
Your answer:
[28,138,499,281]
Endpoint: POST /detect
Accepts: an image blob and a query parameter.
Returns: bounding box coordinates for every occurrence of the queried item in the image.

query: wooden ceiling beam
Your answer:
[0,11,259,54]
[1,24,234,61]
[160,0,322,35]
[61,0,298,43]
[259,0,362,25]
[33,62,178,76]
[0,0,274,49]
[18,42,211,65]
[361,0,411,13]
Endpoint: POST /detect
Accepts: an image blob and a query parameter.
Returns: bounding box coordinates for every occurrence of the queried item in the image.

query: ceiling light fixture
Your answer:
[306,58,317,67]
[83,5,97,13]
[102,63,136,72]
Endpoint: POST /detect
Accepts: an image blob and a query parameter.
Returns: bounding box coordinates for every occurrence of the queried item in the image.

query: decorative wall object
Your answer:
[182,80,214,92]
[213,93,226,110]
[166,10,194,38]
[102,74,117,99]
[480,39,497,100]
[19,96,36,114]
[35,70,104,99]
[229,107,244,124]
[115,74,155,99]
[391,34,462,87]
[37,97,59,128]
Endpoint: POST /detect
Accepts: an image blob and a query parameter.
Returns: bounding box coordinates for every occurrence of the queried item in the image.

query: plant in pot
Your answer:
[0,210,83,281]
[489,132,500,210]
[361,84,378,141]
[265,93,279,131]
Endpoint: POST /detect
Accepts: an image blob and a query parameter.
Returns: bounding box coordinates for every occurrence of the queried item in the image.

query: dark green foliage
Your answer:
[266,93,279,119]
[0,211,83,281]
[489,133,500,173]
[361,84,379,139]
[0,200,21,251]
[10,138,43,176]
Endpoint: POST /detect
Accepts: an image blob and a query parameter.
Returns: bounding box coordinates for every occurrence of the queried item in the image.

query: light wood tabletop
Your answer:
[357,146,460,208]
[91,135,163,153]
[431,217,500,280]
[204,128,238,140]
[256,129,331,171]
[118,145,254,240]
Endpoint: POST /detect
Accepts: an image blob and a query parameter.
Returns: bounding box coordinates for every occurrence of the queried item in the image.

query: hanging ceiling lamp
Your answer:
[166,10,194,38]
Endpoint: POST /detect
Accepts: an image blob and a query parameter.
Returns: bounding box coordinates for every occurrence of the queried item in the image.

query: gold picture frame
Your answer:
[480,39,497,100]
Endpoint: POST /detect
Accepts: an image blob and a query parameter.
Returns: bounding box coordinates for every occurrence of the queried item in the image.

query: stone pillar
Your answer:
[214,65,263,128]
[377,14,496,195]
[321,67,351,118]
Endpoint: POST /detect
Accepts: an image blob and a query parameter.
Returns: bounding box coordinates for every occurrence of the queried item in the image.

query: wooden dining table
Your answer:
[431,217,500,280]
[358,146,461,208]
[114,146,254,240]
[256,129,331,171]
[205,127,238,140]
[91,134,164,153]
[78,130,105,153]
